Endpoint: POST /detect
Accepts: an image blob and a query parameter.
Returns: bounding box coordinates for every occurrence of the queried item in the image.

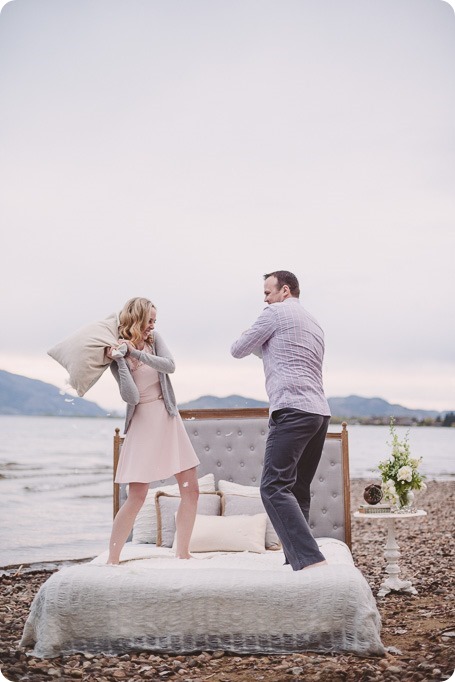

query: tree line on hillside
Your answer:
[330,413,455,427]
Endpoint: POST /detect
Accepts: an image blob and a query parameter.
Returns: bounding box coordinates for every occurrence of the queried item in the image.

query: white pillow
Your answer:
[132,473,216,544]
[47,313,119,396]
[218,479,261,497]
[174,513,268,554]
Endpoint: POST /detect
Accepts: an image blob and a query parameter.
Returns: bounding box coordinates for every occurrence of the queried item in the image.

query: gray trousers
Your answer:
[260,408,330,570]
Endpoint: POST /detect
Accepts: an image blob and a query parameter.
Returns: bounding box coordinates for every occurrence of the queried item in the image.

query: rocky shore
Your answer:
[1,479,454,682]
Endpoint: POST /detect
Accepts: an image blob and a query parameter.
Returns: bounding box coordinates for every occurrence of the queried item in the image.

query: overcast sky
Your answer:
[1,0,454,413]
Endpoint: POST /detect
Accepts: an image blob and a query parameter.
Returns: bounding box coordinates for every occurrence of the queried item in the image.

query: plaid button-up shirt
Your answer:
[231,298,331,417]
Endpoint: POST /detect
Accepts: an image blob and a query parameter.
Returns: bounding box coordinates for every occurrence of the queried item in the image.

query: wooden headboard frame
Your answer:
[113,409,351,548]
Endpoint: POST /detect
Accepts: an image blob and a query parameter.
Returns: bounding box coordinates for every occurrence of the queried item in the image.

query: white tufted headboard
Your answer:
[113,408,351,548]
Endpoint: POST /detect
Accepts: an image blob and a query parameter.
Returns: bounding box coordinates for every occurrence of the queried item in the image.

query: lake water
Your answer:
[0,416,453,568]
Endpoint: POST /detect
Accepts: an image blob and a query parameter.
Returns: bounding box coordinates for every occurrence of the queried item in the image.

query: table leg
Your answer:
[377,518,417,598]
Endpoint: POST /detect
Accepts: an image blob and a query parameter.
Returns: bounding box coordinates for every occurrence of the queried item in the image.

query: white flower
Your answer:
[410,457,421,469]
[382,480,396,497]
[382,484,399,504]
[397,465,413,482]
[419,482,427,492]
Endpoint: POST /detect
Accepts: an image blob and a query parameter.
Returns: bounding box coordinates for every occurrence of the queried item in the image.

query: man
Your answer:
[230,270,331,570]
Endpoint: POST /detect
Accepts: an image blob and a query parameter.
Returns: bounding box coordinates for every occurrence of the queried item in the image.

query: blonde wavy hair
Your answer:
[118,297,156,348]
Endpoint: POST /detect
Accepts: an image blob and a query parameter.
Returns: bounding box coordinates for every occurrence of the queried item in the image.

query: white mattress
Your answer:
[21,538,384,658]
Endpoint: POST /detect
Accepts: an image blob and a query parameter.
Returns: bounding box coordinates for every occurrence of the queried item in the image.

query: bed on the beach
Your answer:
[21,409,384,658]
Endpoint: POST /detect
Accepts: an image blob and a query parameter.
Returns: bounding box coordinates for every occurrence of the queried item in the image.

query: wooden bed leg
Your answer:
[341,422,352,549]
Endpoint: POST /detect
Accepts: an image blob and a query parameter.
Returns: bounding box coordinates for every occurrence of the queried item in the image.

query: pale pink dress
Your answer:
[115,362,200,484]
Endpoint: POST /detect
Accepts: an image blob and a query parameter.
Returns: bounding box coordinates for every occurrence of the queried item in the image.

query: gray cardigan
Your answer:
[110,331,178,433]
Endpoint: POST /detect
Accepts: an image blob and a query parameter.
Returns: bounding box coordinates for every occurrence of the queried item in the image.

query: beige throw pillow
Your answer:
[47,313,119,396]
[174,513,268,554]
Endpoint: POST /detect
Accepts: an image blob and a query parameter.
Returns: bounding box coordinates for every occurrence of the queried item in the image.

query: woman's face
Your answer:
[142,308,157,340]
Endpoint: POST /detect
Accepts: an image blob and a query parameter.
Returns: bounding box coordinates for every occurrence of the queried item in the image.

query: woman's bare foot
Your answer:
[175,553,194,560]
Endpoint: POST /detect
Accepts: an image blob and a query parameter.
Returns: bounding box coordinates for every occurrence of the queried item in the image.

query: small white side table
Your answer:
[353,509,427,597]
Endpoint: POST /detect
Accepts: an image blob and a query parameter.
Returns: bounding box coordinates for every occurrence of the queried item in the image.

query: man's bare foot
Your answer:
[300,559,328,570]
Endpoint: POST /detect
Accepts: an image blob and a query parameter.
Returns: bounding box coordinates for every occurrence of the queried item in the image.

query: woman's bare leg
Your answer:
[107,482,149,564]
[174,467,199,559]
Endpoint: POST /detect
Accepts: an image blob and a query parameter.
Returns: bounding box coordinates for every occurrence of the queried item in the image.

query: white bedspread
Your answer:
[21,538,384,658]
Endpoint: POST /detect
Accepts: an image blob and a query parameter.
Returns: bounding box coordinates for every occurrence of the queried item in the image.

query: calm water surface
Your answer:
[0,416,453,568]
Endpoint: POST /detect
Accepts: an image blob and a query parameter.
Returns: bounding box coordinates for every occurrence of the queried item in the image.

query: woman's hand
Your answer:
[122,340,136,354]
[106,346,117,360]
[106,343,129,359]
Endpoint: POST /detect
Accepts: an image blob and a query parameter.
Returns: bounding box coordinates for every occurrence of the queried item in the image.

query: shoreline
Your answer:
[1,479,454,681]
[0,556,96,578]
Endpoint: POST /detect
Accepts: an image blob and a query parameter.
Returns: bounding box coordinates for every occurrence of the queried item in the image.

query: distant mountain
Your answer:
[327,395,440,420]
[0,370,447,420]
[0,370,106,417]
[178,392,444,419]
[179,394,269,410]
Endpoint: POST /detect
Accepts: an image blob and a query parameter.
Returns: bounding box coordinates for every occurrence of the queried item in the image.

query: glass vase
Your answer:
[397,489,414,511]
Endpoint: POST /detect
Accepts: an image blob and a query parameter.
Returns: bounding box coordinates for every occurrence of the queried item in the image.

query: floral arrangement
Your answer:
[378,417,426,509]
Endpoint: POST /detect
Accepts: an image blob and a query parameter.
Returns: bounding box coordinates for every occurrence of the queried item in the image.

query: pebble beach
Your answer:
[1,479,454,682]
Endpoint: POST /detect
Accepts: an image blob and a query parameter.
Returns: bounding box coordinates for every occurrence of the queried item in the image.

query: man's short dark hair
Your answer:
[264,270,300,297]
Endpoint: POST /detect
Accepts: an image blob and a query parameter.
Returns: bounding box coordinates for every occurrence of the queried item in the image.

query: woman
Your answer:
[106,297,200,564]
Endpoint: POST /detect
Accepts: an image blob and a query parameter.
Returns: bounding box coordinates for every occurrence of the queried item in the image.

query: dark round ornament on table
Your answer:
[363,483,383,505]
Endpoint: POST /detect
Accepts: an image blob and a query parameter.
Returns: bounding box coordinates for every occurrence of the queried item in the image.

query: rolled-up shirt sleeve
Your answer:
[231,307,276,358]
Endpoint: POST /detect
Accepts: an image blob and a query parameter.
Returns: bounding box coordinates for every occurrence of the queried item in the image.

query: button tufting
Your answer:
[178,419,348,542]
